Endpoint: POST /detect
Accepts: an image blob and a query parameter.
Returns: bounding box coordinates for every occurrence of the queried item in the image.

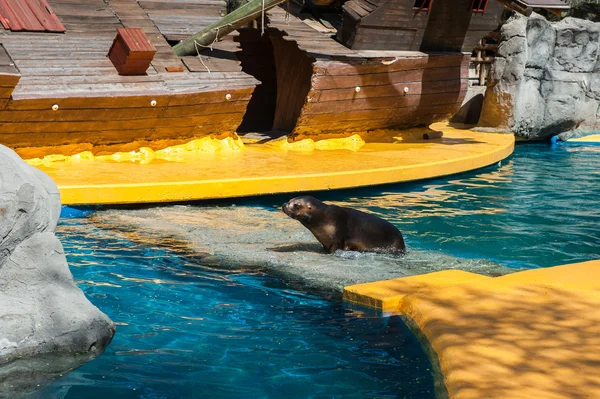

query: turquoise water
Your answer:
[305,143,599,269]
[40,221,435,399]
[38,143,598,398]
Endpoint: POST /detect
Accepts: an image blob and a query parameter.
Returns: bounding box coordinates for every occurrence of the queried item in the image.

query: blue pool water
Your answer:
[40,221,434,399]
[39,142,598,398]
[304,142,599,269]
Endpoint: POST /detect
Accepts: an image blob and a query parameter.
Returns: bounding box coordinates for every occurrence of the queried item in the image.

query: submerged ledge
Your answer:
[344,260,600,399]
[87,205,517,294]
[28,123,514,206]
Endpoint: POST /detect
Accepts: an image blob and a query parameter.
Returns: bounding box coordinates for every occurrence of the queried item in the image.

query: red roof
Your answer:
[116,28,157,53]
[0,0,65,33]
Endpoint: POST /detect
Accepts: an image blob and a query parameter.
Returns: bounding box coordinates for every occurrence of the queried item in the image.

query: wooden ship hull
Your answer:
[238,8,472,140]
[0,0,257,159]
[0,0,504,158]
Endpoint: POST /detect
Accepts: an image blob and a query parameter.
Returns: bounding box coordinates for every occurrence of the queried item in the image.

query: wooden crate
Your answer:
[108,28,157,75]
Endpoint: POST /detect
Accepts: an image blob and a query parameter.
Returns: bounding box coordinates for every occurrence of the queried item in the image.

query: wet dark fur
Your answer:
[282,196,406,254]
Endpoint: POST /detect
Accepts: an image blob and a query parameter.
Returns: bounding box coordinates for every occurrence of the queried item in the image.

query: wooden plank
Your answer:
[14,66,138,76]
[291,115,444,134]
[0,73,19,87]
[0,111,246,134]
[182,56,242,72]
[0,100,248,122]
[303,90,467,114]
[0,86,16,97]
[315,54,467,76]
[270,32,314,132]
[297,103,460,125]
[1,124,238,150]
[312,66,463,90]
[292,111,459,134]
[345,1,370,18]
[353,27,420,51]
[15,59,115,67]
[313,79,466,102]
[7,86,254,109]
[139,0,225,8]
[16,74,164,86]
[50,4,115,17]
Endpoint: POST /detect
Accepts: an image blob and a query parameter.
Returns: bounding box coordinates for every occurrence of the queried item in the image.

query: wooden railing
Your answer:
[469,32,499,86]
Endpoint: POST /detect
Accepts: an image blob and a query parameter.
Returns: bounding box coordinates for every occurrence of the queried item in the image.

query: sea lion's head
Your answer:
[282,196,325,223]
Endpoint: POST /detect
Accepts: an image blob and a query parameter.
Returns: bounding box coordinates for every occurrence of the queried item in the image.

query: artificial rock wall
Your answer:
[0,144,115,395]
[479,13,600,140]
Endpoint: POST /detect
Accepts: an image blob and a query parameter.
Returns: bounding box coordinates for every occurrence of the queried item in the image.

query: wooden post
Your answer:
[477,39,485,86]
[173,0,288,56]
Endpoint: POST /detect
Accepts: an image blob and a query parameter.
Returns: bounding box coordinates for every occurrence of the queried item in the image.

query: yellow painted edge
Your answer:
[345,260,600,398]
[343,270,492,313]
[342,291,405,313]
[398,259,600,399]
[58,136,514,205]
[568,134,600,143]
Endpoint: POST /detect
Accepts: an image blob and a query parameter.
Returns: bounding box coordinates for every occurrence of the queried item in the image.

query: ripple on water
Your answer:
[33,143,599,398]
[34,223,436,398]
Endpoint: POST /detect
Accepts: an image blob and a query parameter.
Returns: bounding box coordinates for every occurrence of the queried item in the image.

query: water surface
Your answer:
[37,142,599,398]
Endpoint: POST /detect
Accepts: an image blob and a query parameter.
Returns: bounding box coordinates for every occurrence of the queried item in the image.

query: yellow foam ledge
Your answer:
[28,123,514,205]
[568,134,600,143]
[343,270,491,313]
[344,259,600,399]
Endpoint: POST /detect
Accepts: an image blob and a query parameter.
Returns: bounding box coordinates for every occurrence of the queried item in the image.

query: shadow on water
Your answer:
[1,353,97,399]
[267,242,324,253]
[402,283,600,398]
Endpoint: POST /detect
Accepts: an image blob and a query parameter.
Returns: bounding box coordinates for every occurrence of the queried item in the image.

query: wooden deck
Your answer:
[0,0,474,156]
[338,0,505,52]
[0,0,257,157]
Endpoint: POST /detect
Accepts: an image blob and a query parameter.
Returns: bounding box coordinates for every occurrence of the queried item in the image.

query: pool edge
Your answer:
[43,124,515,206]
[344,260,600,399]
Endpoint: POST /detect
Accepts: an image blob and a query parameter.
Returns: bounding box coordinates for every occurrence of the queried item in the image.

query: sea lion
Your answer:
[282,196,406,254]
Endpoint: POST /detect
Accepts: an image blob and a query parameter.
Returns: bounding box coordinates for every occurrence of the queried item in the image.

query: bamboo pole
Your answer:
[173,0,288,56]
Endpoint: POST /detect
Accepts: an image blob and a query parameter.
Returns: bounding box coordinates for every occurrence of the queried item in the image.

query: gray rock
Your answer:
[552,17,599,73]
[479,13,600,140]
[0,145,115,397]
[525,14,555,70]
[0,146,60,266]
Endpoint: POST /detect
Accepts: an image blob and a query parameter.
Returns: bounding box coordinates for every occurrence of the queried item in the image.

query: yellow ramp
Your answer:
[344,260,600,399]
[28,124,514,205]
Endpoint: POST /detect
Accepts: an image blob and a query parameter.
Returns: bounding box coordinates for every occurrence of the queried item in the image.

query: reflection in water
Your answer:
[34,223,436,398]
[23,143,600,398]
[1,353,100,399]
[313,145,598,269]
[333,161,515,220]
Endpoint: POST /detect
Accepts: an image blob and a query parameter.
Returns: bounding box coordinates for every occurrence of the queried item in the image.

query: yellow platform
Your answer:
[344,270,492,313]
[344,260,600,399]
[28,123,514,206]
[568,134,600,143]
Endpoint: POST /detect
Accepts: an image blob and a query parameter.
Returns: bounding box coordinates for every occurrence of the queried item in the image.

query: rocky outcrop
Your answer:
[479,13,600,140]
[0,145,115,396]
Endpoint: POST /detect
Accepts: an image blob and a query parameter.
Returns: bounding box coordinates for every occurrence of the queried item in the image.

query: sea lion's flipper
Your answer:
[326,242,340,254]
